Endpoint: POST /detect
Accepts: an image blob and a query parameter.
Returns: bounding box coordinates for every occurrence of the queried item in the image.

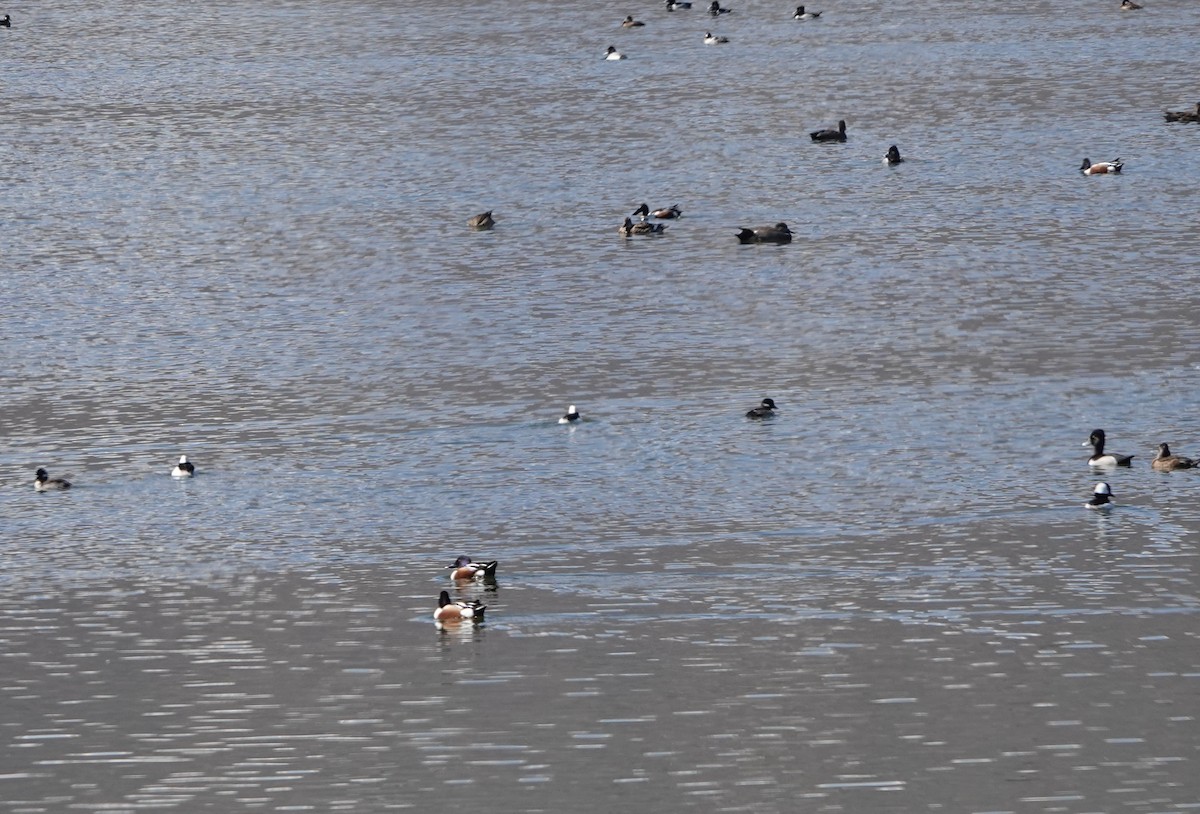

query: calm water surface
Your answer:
[3,0,1200,811]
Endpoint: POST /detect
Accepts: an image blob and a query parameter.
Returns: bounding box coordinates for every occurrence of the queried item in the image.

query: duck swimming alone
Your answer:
[666,0,692,9]
[793,5,821,19]
[605,45,627,60]
[884,145,903,165]
[704,31,730,44]
[810,119,847,142]
[171,455,196,478]
[434,591,487,623]
[34,468,71,491]
[447,555,500,581]
[709,1,731,14]
[1084,429,1134,467]
[1,15,10,27]
[622,15,645,27]
[1120,0,1142,9]
[1080,157,1122,175]
[468,211,495,229]
[1164,102,1200,123]
[1151,442,1199,471]
[1085,482,1115,509]
[736,223,792,244]
[746,398,778,419]
[559,404,581,424]
[633,203,682,220]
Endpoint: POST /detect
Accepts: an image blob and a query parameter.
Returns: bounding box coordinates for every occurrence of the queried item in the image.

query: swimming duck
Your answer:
[810,119,847,142]
[1080,157,1122,175]
[1120,0,1142,9]
[619,217,666,236]
[171,455,195,478]
[883,145,903,165]
[447,555,500,581]
[434,590,487,623]
[605,45,627,60]
[559,404,581,424]
[1151,442,1198,471]
[704,31,730,44]
[736,223,792,244]
[666,0,692,9]
[709,1,731,14]
[34,468,71,491]
[622,15,645,27]
[1084,429,1134,467]
[746,398,778,419]
[1163,103,1200,123]
[468,211,494,229]
[633,203,682,220]
[793,6,821,19]
[1,15,10,27]
[1085,482,1114,509]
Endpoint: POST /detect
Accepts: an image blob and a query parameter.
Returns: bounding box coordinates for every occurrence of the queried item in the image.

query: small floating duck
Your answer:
[883,145,904,165]
[621,15,645,27]
[468,211,495,230]
[0,15,10,27]
[810,119,847,142]
[605,45,627,60]
[709,1,731,14]
[666,0,692,9]
[736,223,792,244]
[633,203,682,220]
[746,398,778,419]
[1084,429,1134,467]
[793,5,821,19]
[34,468,71,491]
[171,455,196,478]
[559,404,581,424]
[434,590,487,623]
[704,31,730,44]
[1164,102,1200,123]
[1120,0,1142,9]
[447,555,500,581]
[619,217,666,236]
[1080,157,1122,175]
[1151,442,1198,471]
[1085,482,1115,509]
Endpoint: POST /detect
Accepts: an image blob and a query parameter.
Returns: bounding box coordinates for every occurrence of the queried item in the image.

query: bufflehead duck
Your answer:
[1151,442,1198,471]
[1163,103,1200,123]
[1085,482,1114,509]
[619,217,666,236]
[1,15,10,27]
[434,590,487,622]
[34,468,71,491]
[666,0,692,9]
[810,119,848,142]
[622,15,645,27]
[633,203,682,220]
[746,398,778,419]
[559,404,581,424]
[884,145,904,165]
[1120,0,1142,9]
[605,45,627,60]
[1084,429,1134,467]
[736,223,792,244]
[1080,157,1122,175]
[468,211,494,230]
[447,555,500,581]
[709,1,731,14]
[704,31,730,44]
[171,455,196,478]
[793,6,821,19]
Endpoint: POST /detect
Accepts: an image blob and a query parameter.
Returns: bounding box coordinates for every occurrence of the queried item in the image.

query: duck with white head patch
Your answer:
[559,405,580,424]
[746,398,778,419]
[1083,429,1134,468]
[1085,482,1114,509]
[171,455,196,478]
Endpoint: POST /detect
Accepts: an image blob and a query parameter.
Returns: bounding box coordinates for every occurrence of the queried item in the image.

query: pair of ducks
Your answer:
[435,555,498,623]
[1084,429,1198,471]
[34,456,196,491]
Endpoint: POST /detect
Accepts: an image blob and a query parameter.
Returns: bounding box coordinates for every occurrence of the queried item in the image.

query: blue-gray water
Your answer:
[3,0,1200,811]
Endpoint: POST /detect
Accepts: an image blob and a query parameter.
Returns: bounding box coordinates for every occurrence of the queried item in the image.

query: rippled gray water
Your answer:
[3,0,1200,810]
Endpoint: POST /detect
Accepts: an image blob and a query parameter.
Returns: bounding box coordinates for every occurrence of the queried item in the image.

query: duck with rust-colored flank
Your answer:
[434,591,486,623]
[736,223,792,244]
[1080,157,1122,175]
[1151,442,1199,471]
[447,556,500,581]
[633,203,682,220]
